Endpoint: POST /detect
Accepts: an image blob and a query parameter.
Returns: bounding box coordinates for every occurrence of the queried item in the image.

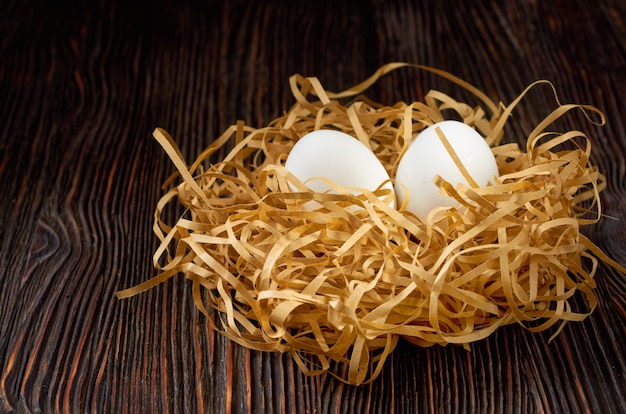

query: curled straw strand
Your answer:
[116,63,625,385]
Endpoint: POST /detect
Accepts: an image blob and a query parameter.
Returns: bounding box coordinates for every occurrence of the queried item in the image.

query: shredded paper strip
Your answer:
[117,63,625,385]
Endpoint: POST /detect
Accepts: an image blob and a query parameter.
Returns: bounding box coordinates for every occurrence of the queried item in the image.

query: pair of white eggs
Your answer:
[283,121,499,220]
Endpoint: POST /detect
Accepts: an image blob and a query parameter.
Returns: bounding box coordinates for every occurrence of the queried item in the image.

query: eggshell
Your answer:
[285,129,395,209]
[395,120,499,219]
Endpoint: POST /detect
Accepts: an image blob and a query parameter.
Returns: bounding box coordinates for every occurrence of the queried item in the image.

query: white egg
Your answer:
[285,129,395,209]
[394,120,499,219]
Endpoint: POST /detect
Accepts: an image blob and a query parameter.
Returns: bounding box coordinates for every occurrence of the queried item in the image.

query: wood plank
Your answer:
[1,0,625,412]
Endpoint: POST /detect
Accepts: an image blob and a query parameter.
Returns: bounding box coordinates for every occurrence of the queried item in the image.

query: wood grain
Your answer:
[1,0,625,412]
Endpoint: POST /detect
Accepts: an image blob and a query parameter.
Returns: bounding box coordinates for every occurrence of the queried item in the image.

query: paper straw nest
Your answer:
[117,63,625,385]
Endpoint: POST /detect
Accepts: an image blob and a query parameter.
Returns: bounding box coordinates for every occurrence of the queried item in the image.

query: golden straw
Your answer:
[116,63,625,385]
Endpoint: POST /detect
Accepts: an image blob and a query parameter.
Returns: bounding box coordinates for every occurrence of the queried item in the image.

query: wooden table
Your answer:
[2,1,625,412]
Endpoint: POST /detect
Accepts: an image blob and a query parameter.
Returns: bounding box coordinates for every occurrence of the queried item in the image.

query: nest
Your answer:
[117,63,624,385]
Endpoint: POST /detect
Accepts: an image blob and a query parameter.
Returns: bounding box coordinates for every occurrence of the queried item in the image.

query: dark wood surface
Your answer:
[2,0,626,412]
